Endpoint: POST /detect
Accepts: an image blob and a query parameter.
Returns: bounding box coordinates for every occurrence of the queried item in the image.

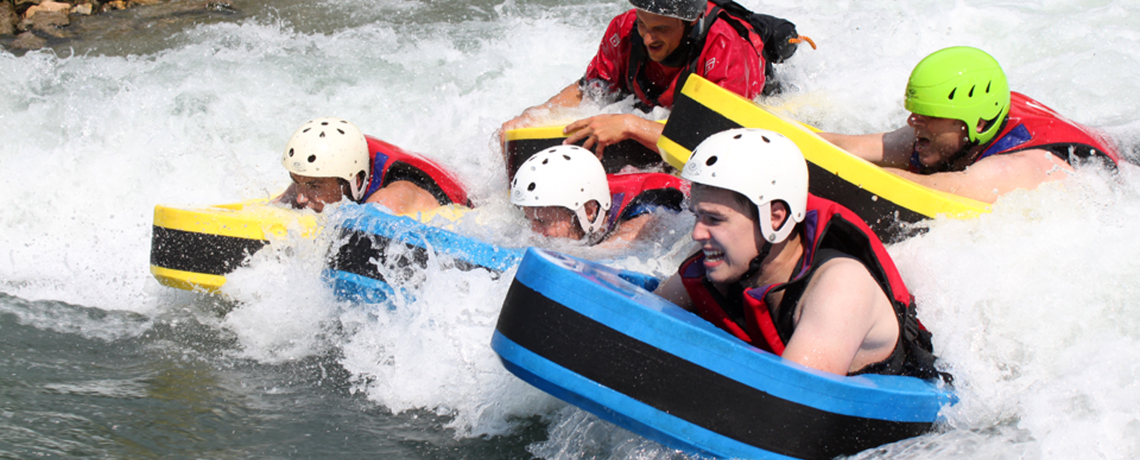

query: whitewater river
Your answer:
[3,0,1140,458]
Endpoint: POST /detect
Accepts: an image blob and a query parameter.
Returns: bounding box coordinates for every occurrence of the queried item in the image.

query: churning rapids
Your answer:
[3,0,1140,458]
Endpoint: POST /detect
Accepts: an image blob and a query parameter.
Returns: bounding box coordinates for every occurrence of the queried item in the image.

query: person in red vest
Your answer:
[510,145,688,247]
[655,128,943,378]
[501,0,766,159]
[279,117,470,214]
[820,46,1122,204]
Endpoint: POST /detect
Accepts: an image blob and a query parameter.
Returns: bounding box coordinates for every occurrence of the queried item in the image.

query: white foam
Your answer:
[3,0,1140,457]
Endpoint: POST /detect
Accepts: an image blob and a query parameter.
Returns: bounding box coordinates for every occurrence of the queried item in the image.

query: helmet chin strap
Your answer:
[574,205,606,237]
[937,139,979,173]
[737,241,772,288]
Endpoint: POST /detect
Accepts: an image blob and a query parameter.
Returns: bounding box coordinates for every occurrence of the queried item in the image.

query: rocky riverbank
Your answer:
[1,0,234,52]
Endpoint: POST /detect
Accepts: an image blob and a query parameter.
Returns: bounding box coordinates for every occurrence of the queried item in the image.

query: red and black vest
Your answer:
[596,172,689,240]
[363,136,471,207]
[622,2,765,110]
[910,92,1122,173]
[679,195,944,379]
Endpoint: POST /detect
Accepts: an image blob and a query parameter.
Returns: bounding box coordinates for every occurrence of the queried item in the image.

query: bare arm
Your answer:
[818,126,915,169]
[654,272,693,311]
[562,115,664,159]
[884,149,1073,203]
[364,180,441,216]
[780,257,898,375]
[593,214,654,249]
[500,81,584,137]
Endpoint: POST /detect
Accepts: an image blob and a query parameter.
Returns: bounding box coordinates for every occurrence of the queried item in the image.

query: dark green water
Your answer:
[0,292,547,458]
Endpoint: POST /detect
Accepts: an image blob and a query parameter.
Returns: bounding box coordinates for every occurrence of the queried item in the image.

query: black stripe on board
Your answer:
[806,163,927,242]
[496,280,932,460]
[505,138,666,179]
[660,89,741,153]
[663,90,923,242]
[327,229,502,283]
[150,226,266,276]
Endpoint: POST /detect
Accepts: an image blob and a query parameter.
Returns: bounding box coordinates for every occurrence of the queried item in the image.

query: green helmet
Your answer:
[904,46,1010,145]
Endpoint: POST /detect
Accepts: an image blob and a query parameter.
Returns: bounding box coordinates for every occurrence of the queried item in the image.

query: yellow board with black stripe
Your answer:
[150,199,469,293]
[659,74,990,240]
[150,199,321,292]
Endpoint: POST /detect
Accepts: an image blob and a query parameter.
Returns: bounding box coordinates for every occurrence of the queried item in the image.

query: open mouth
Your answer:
[703,248,725,263]
[914,136,931,152]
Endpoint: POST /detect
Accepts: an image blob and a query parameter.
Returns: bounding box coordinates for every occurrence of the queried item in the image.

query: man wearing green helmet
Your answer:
[821,46,1121,204]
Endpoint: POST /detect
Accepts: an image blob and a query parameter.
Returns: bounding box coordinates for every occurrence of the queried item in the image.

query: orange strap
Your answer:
[789,35,817,50]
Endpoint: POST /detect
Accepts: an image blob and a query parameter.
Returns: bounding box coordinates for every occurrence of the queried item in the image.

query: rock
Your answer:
[102,0,124,10]
[1,1,18,36]
[12,30,44,49]
[20,9,67,33]
[204,0,232,12]
[70,2,91,14]
[13,0,40,16]
[128,0,159,6]
[24,0,69,16]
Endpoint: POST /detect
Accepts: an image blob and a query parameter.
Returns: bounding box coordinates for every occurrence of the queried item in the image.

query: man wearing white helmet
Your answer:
[501,0,797,160]
[279,117,471,214]
[510,145,687,246]
[655,128,944,378]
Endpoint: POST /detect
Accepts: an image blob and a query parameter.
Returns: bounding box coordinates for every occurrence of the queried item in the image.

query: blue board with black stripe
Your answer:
[324,204,525,303]
[492,247,955,460]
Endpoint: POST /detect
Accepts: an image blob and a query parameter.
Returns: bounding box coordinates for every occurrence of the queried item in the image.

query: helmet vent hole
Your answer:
[308,155,317,163]
[948,88,956,100]
[968,85,975,97]
[321,121,329,126]
[303,128,311,133]
[542,158,549,165]
[986,81,992,93]
[337,129,345,135]
[288,148,294,157]
[562,154,571,161]
[733,134,743,139]
[705,156,718,166]
[527,182,536,192]
[319,131,326,138]
[761,136,770,143]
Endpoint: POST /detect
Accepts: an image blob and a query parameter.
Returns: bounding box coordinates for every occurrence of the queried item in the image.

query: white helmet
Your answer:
[281,117,371,202]
[682,128,808,244]
[510,145,613,236]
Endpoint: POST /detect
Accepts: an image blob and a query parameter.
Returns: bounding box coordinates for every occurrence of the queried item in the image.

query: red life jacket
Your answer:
[679,195,943,378]
[909,92,1122,173]
[599,172,689,237]
[363,136,471,207]
[585,3,765,110]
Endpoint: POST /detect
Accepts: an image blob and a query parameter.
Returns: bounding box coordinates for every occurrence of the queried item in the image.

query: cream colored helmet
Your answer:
[282,117,371,202]
[682,128,808,244]
[510,145,613,236]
